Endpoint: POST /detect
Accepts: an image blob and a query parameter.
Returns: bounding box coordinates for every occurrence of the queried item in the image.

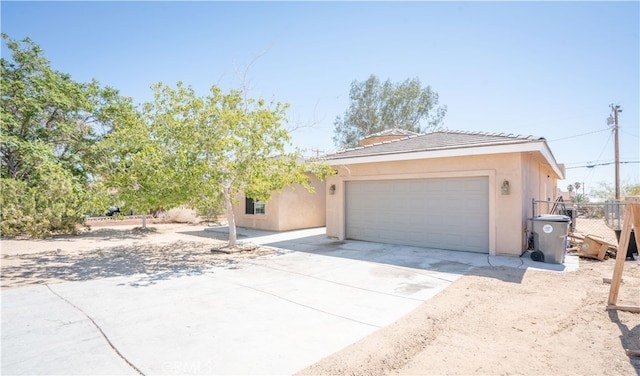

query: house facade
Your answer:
[233,173,326,231]
[324,130,565,256]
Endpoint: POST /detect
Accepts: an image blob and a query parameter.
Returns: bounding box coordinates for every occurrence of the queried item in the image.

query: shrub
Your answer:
[163,206,198,224]
[1,171,86,238]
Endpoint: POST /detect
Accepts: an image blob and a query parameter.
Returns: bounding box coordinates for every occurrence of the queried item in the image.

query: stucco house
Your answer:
[232,172,326,231]
[324,130,565,256]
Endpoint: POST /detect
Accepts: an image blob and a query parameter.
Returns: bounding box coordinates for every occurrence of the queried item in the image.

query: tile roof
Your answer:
[360,128,419,139]
[326,130,546,159]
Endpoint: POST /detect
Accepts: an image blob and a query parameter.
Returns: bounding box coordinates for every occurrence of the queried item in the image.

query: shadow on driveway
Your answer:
[1,240,279,289]
[231,228,530,284]
[2,225,575,290]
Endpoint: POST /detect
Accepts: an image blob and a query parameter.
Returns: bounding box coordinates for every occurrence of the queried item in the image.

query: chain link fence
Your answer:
[532,199,625,245]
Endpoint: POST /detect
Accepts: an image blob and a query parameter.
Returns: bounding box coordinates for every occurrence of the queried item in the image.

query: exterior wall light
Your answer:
[329,184,336,195]
[501,180,510,195]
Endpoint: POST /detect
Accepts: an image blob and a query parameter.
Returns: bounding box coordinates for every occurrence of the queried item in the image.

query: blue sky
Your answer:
[2,1,639,194]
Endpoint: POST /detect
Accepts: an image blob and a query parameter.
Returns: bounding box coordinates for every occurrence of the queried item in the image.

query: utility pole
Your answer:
[609,104,622,200]
[310,148,325,158]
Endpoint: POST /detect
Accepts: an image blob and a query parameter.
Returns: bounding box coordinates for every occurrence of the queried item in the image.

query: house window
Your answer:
[245,197,265,215]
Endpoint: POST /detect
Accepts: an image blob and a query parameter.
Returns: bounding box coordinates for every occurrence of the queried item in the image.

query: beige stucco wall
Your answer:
[276,175,326,231]
[233,174,326,231]
[326,151,560,256]
[520,153,561,209]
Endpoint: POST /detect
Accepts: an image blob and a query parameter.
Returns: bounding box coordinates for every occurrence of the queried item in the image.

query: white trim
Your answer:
[329,141,565,179]
[538,142,565,179]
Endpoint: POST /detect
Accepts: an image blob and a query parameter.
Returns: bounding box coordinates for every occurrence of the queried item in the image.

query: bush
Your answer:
[1,172,86,238]
[163,206,198,224]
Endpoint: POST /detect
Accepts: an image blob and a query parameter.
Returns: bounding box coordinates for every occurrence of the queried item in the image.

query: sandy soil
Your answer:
[0,222,277,289]
[2,222,639,375]
[298,260,640,375]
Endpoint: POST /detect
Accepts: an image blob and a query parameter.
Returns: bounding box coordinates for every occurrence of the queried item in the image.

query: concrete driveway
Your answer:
[1,227,577,375]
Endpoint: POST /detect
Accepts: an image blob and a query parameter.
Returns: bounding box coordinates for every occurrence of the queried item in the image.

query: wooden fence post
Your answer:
[607,196,640,312]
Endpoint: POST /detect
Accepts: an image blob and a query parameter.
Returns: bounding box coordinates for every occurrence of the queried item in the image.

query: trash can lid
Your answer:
[531,214,571,222]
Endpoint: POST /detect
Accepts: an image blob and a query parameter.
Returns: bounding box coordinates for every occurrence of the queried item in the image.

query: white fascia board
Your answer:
[329,142,565,179]
[538,142,565,179]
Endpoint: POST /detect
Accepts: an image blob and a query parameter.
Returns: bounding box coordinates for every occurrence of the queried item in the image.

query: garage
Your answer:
[326,130,565,256]
[345,177,489,253]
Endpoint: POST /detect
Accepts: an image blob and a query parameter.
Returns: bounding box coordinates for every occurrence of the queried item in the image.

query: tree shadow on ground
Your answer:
[178,229,249,241]
[1,240,280,289]
[8,227,159,243]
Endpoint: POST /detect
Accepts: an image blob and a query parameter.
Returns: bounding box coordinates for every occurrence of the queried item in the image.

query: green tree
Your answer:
[590,180,640,201]
[91,100,170,228]
[627,184,640,196]
[100,82,332,244]
[575,193,589,204]
[333,74,447,149]
[1,34,133,237]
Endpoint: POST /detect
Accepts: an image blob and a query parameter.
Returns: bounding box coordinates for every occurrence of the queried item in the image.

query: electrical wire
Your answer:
[619,129,639,138]
[566,161,640,169]
[593,131,613,163]
[547,128,610,142]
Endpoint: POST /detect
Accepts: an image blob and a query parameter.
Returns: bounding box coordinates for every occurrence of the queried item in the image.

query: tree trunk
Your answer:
[223,186,237,247]
[141,214,147,229]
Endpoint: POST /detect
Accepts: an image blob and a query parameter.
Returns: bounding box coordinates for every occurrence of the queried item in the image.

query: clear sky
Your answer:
[2,1,639,195]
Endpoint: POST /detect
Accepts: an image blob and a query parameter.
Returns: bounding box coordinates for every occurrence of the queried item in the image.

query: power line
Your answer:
[564,157,638,166]
[547,128,610,142]
[620,129,639,138]
[565,161,639,169]
[592,131,613,166]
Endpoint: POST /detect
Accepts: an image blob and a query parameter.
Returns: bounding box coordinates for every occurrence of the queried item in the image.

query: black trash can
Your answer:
[614,229,638,260]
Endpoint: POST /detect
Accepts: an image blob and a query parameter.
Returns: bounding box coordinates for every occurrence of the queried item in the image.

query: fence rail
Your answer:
[532,199,626,245]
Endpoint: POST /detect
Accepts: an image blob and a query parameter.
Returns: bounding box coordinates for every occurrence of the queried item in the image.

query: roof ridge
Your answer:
[337,129,422,154]
[362,128,420,139]
[337,132,420,154]
[330,129,546,158]
[431,129,542,141]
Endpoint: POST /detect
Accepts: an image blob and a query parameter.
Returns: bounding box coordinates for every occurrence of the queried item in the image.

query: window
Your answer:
[245,197,265,215]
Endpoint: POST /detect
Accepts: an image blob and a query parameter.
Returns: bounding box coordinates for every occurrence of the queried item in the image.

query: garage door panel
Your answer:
[346,178,489,253]
[466,200,486,211]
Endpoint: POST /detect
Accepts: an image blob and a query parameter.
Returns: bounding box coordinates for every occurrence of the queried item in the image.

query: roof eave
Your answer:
[328,141,565,179]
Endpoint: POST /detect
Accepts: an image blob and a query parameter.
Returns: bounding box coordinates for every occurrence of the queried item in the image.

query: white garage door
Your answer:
[346,177,489,253]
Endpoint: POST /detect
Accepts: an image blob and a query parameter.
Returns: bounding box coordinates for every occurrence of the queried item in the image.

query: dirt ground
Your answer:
[299,261,640,376]
[2,222,639,375]
[0,222,277,289]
